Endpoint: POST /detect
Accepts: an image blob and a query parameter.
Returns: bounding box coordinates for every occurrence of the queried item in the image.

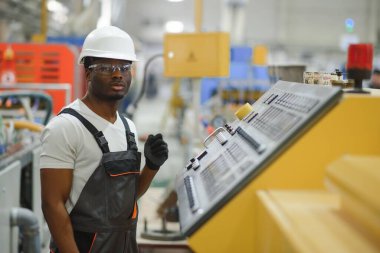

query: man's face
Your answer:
[372,73,380,88]
[86,58,132,101]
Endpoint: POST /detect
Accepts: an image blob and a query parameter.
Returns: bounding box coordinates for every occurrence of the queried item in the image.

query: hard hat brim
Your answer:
[78,49,139,64]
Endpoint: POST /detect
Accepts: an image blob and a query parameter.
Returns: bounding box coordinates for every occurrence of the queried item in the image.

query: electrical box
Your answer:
[164,32,230,78]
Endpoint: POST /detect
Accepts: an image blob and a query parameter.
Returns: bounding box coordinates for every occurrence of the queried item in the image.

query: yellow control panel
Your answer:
[164,32,230,78]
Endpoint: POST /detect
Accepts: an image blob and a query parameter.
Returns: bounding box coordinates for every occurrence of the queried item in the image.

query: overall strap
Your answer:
[119,114,138,151]
[59,108,110,153]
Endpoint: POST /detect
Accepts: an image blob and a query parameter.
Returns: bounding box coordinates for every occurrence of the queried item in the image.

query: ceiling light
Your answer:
[47,0,68,14]
[167,0,184,2]
[165,21,184,33]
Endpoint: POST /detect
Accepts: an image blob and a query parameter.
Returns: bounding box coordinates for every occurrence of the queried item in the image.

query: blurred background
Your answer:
[1,0,379,69]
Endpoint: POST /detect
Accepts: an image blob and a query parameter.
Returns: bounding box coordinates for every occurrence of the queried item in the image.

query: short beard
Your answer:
[105,93,125,101]
[91,90,125,102]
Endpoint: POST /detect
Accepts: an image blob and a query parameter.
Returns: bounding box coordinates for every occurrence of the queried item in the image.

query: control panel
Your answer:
[175,81,342,235]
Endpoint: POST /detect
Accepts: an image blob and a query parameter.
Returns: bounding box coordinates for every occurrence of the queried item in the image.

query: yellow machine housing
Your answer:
[187,93,380,252]
[164,32,230,78]
[256,155,380,252]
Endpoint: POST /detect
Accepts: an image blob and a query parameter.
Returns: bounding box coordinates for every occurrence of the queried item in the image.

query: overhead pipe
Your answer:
[11,207,41,253]
[32,0,47,42]
[195,0,203,32]
[41,0,47,38]
[126,53,163,119]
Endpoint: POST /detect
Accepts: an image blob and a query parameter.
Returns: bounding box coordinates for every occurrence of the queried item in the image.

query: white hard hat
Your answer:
[78,26,138,64]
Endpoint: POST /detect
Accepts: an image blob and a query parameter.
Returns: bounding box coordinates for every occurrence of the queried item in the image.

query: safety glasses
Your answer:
[88,63,132,74]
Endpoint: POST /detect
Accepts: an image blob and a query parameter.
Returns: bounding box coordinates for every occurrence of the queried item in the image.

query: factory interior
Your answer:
[1,0,380,252]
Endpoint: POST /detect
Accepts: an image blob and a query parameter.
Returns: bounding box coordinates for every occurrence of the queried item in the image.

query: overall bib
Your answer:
[50,108,141,253]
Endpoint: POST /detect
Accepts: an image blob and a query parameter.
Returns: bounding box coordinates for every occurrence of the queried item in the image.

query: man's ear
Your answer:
[85,68,91,80]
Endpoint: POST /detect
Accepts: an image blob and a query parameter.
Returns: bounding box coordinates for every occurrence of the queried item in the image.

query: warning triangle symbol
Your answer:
[187,52,196,62]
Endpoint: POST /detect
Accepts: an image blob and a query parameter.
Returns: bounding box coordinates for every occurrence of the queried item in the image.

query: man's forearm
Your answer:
[137,165,158,199]
[42,202,79,253]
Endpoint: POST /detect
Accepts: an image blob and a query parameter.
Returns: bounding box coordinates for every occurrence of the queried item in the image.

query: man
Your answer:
[40,26,168,253]
[369,69,380,89]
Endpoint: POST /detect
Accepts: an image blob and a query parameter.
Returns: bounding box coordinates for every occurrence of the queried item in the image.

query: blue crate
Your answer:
[230,46,252,63]
[200,78,219,104]
[252,66,269,80]
[230,62,251,80]
[47,36,85,46]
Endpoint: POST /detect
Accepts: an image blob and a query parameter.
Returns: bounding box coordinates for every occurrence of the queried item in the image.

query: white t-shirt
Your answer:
[40,99,138,213]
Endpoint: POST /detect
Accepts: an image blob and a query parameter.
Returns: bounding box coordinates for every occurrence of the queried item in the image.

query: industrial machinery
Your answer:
[0,43,82,115]
[175,80,380,252]
[0,43,81,253]
[176,80,342,234]
[0,92,53,253]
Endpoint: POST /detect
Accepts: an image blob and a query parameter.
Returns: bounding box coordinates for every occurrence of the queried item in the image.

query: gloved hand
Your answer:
[144,133,169,170]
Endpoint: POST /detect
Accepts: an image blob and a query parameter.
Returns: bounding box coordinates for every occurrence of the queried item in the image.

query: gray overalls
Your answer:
[50,108,141,253]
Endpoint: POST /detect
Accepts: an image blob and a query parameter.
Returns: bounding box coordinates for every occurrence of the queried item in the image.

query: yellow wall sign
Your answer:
[164,32,230,78]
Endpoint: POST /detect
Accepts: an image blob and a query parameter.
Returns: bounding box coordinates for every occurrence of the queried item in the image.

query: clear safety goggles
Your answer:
[88,63,132,74]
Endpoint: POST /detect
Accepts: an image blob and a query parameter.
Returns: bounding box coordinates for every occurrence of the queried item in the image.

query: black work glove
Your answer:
[144,133,169,170]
